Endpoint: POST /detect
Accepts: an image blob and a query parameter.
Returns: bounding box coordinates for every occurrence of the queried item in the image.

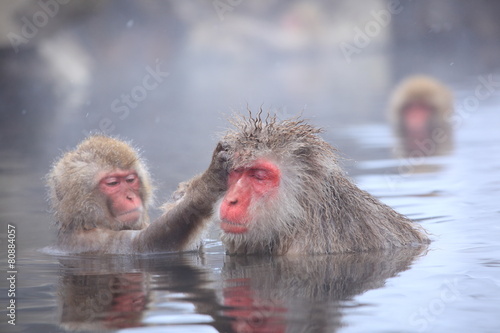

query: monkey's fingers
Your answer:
[219,140,231,152]
[211,141,231,169]
[212,141,230,156]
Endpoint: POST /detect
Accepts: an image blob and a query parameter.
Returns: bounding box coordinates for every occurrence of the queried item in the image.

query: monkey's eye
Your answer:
[250,169,269,181]
[105,178,119,186]
[125,175,137,183]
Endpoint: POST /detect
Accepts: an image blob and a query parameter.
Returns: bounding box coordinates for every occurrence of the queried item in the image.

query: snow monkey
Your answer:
[46,135,229,254]
[216,113,430,255]
[389,75,454,155]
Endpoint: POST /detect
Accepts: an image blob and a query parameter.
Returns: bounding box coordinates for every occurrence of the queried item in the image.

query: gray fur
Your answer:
[218,113,430,255]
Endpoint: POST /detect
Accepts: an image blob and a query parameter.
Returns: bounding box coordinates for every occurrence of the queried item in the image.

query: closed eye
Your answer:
[126,176,137,184]
[250,169,269,181]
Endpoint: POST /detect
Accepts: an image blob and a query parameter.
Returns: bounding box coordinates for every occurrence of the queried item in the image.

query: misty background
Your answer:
[1,0,500,258]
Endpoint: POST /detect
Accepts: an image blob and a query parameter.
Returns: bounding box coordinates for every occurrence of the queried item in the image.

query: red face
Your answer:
[98,170,143,226]
[403,103,433,134]
[219,160,281,234]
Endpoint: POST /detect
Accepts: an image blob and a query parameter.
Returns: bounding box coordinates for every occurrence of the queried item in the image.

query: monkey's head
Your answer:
[217,113,340,254]
[47,135,153,233]
[389,75,454,138]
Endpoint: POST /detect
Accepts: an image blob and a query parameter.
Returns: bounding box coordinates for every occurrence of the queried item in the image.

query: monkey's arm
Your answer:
[133,143,229,253]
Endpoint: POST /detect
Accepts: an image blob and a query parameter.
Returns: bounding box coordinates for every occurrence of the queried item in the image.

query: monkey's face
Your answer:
[401,102,435,135]
[219,159,281,234]
[98,169,144,227]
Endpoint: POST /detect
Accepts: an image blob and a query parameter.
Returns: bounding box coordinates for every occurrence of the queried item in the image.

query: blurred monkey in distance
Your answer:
[389,75,454,157]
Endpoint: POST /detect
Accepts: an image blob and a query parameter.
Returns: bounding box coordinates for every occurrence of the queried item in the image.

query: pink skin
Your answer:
[403,103,432,135]
[219,160,281,234]
[98,170,143,225]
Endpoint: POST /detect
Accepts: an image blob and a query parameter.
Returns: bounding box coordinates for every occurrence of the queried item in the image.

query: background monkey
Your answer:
[389,75,454,156]
[46,135,228,254]
[215,113,429,255]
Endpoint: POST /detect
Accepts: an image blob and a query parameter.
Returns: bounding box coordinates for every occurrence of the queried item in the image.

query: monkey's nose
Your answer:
[224,193,238,205]
[225,180,243,205]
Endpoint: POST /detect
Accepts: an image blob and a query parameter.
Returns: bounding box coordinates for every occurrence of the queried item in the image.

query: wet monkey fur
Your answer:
[46,135,228,254]
[215,113,430,255]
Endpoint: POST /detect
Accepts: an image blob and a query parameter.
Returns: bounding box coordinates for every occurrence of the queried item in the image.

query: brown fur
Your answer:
[389,75,454,155]
[46,135,228,254]
[217,113,430,255]
[46,135,152,233]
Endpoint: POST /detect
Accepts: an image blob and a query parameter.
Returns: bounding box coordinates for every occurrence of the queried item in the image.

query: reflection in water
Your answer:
[221,246,426,333]
[55,247,426,332]
[56,254,231,332]
[59,271,147,330]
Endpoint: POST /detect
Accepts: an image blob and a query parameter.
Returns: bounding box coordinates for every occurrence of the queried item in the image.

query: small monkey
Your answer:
[389,75,454,156]
[46,135,228,254]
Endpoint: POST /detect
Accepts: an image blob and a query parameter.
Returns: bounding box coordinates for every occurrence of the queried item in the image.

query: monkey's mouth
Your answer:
[118,208,141,216]
[220,219,248,234]
[117,208,142,224]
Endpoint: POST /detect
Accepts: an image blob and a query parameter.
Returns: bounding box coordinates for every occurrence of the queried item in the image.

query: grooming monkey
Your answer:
[46,135,228,254]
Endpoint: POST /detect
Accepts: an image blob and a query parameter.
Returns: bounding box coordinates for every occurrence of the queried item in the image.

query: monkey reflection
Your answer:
[56,255,233,332]
[221,247,426,333]
[59,272,147,330]
[389,75,454,157]
[56,248,426,332]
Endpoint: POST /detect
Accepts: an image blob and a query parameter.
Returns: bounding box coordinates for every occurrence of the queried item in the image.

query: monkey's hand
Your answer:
[202,141,230,193]
[140,142,230,252]
[160,142,229,215]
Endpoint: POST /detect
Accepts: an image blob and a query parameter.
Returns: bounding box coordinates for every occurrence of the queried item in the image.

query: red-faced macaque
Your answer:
[389,75,454,156]
[215,114,430,255]
[46,135,228,254]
